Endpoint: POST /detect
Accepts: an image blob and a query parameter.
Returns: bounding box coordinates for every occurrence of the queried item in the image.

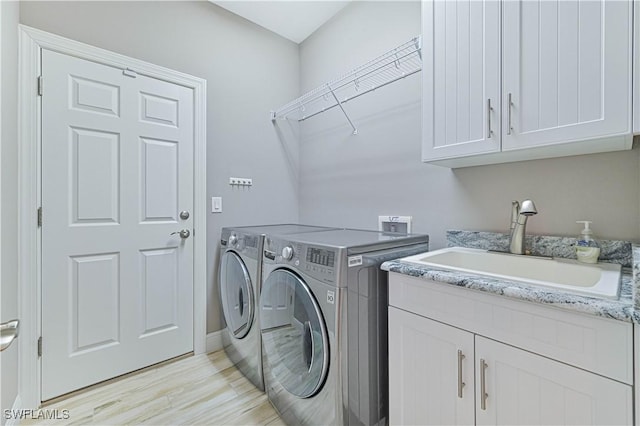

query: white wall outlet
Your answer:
[378,215,412,234]
[212,197,222,213]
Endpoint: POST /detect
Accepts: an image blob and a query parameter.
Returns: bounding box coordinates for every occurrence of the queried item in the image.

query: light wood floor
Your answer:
[23,350,283,426]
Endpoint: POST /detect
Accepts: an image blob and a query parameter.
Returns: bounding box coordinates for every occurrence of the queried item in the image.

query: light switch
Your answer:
[212,197,222,213]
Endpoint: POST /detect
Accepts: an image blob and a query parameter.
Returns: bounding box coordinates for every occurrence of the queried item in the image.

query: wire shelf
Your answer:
[271,36,422,134]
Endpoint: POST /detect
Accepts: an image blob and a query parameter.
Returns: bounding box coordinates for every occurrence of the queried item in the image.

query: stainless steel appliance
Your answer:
[219,224,338,391]
[260,229,429,425]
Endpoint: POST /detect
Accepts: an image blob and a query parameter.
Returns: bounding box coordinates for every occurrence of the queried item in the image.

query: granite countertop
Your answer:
[381,230,640,324]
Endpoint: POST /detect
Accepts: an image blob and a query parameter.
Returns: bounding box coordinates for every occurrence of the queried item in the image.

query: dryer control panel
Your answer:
[264,238,338,285]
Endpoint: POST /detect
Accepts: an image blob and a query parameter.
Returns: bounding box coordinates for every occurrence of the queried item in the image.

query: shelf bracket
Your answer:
[327,84,358,135]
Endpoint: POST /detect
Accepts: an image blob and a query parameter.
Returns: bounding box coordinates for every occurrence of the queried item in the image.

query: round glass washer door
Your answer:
[220,250,254,339]
[260,269,329,398]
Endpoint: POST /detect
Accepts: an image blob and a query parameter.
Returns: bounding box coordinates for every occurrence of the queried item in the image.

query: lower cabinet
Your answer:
[389,306,633,426]
[389,307,474,425]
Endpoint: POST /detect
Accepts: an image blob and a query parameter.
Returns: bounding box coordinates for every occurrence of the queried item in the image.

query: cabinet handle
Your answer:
[507,93,513,135]
[480,359,488,410]
[487,99,493,139]
[457,349,466,398]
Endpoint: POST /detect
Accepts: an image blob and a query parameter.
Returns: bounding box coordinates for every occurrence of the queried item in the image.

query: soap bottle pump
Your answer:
[575,221,600,264]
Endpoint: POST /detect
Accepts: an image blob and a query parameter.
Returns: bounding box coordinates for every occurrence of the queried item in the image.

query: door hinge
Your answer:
[37,76,43,96]
[37,336,42,357]
[37,207,43,227]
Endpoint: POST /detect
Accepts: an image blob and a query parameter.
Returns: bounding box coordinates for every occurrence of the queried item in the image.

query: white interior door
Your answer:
[41,49,194,400]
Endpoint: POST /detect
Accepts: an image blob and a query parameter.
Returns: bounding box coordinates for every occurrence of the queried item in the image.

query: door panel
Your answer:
[41,49,194,400]
[140,137,178,222]
[139,92,178,127]
[140,248,179,336]
[502,0,631,150]
[70,127,120,224]
[70,75,120,116]
[475,336,632,425]
[422,0,501,161]
[71,253,120,353]
[388,307,475,426]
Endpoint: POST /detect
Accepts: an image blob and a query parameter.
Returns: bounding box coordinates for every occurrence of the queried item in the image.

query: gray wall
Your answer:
[20,1,301,333]
[16,0,640,339]
[298,1,640,249]
[1,0,20,420]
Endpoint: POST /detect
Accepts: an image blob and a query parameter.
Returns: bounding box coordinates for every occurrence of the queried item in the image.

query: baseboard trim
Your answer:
[5,395,22,426]
[206,330,224,354]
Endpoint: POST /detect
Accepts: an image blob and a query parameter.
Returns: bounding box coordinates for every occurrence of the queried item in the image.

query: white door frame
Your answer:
[18,25,207,408]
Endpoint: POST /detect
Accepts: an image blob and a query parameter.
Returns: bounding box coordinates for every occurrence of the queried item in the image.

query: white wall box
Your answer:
[388,273,633,425]
[422,0,633,168]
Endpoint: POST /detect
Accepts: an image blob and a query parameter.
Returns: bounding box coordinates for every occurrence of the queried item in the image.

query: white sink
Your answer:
[400,247,622,299]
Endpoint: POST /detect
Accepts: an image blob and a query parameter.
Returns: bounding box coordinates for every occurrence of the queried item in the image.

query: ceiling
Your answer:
[211,1,351,44]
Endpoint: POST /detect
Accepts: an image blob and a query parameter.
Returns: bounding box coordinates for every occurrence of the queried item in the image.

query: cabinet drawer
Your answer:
[389,273,633,384]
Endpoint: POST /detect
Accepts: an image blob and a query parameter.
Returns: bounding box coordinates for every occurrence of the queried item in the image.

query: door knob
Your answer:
[1,319,19,352]
[171,229,191,239]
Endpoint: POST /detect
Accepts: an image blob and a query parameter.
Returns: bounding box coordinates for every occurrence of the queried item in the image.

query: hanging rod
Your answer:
[271,36,422,135]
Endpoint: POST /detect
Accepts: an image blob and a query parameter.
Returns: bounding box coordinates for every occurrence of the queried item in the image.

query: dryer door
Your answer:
[261,269,329,398]
[220,251,254,339]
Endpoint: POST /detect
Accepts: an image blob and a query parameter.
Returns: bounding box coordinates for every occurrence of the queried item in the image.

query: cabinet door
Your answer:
[502,0,631,151]
[422,0,501,161]
[389,307,474,426]
[475,336,632,426]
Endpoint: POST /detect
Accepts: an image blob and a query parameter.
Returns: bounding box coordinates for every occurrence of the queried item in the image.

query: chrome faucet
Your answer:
[509,199,538,254]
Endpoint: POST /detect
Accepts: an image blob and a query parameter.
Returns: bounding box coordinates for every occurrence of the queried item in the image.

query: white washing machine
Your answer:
[218,224,337,391]
[260,229,429,425]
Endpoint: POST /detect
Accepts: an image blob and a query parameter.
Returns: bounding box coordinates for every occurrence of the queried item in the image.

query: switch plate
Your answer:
[212,197,222,213]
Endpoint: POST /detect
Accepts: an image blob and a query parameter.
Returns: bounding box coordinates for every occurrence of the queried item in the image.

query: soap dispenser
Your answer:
[575,221,600,264]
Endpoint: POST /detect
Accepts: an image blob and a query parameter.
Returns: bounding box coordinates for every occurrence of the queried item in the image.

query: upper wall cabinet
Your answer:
[422,0,633,168]
[422,0,501,160]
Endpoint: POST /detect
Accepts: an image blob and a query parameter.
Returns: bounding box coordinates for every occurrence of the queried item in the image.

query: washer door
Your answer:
[220,251,254,339]
[261,269,329,398]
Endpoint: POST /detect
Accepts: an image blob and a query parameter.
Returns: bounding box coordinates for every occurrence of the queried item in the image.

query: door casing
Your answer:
[18,24,208,408]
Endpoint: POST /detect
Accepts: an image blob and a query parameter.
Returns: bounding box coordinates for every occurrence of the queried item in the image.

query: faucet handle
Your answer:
[510,201,520,228]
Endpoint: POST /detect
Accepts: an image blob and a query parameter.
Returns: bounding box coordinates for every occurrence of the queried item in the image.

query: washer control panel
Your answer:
[220,230,259,258]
